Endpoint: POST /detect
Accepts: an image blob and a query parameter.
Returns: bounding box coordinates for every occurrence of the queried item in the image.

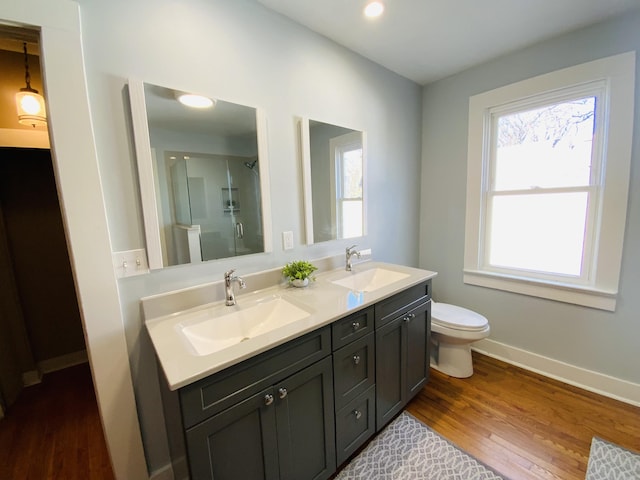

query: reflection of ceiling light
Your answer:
[16,42,47,127]
[175,91,215,109]
[364,1,384,18]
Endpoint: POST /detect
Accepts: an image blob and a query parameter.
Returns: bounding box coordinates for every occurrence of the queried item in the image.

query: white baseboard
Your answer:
[22,369,42,386]
[37,350,88,374]
[472,339,640,407]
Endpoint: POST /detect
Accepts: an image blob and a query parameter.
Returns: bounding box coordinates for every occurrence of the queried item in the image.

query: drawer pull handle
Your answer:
[353,355,361,365]
[354,410,362,420]
[352,321,360,331]
[264,394,274,406]
[278,388,288,399]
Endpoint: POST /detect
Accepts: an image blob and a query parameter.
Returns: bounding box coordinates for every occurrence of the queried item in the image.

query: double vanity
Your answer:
[144,260,436,480]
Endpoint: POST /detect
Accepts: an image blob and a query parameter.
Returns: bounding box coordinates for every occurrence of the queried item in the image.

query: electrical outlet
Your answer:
[112,249,149,278]
[282,231,294,250]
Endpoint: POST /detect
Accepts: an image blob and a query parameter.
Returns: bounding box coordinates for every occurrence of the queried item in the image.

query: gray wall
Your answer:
[420,12,640,385]
[77,0,422,472]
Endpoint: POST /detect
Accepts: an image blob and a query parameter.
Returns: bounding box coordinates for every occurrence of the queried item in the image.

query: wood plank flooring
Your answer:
[1,352,638,480]
[406,352,640,480]
[0,363,114,480]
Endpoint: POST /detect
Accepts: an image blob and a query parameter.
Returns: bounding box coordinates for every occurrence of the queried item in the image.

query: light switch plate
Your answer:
[282,231,294,250]
[113,248,149,278]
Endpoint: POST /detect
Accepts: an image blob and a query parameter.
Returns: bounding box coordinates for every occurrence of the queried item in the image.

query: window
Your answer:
[331,132,363,239]
[464,52,635,311]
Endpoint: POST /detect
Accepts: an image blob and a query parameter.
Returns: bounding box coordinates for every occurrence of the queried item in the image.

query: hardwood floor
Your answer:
[406,352,640,480]
[1,353,638,480]
[0,363,114,480]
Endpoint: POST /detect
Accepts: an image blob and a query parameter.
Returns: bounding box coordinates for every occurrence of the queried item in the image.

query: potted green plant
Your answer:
[282,260,318,287]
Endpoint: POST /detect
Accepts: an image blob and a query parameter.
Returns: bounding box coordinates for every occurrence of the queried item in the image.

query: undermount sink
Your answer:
[178,295,311,356]
[331,267,410,293]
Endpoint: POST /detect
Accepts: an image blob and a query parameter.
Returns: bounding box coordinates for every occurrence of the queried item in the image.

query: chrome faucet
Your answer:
[224,269,246,306]
[345,245,361,272]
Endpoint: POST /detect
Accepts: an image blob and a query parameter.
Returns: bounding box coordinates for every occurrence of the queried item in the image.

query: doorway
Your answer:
[0,2,149,475]
[0,148,86,395]
[0,28,113,478]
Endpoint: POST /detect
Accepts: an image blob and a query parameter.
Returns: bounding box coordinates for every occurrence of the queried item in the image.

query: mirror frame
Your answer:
[128,78,272,269]
[299,117,367,245]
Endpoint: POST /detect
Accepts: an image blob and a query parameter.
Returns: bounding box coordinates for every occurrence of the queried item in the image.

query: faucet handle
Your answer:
[224,269,235,279]
[347,244,358,253]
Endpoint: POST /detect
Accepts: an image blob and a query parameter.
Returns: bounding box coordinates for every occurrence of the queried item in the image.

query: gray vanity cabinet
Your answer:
[179,327,335,480]
[375,282,431,431]
[172,279,432,479]
[185,387,279,480]
[186,356,335,480]
[331,307,376,465]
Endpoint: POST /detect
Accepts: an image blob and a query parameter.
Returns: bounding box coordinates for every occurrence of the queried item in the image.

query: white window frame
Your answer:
[464,52,635,311]
[330,131,364,239]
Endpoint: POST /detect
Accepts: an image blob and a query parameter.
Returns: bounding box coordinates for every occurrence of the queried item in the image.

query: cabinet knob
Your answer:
[404,313,415,323]
[264,394,274,406]
[352,321,360,331]
[353,355,361,365]
[278,387,288,399]
[354,410,362,420]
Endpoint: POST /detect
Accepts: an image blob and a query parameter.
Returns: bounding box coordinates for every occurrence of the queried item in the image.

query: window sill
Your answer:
[463,270,617,311]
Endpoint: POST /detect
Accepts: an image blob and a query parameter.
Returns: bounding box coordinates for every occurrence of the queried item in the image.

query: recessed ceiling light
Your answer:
[364,1,384,18]
[175,92,215,109]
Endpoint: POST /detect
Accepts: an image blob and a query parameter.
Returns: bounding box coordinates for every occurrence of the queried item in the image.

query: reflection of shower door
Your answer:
[172,154,262,261]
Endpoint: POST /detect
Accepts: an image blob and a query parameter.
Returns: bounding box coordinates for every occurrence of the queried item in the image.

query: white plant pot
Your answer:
[291,278,309,288]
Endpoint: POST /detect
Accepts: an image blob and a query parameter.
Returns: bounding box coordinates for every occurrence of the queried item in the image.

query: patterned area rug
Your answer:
[585,437,640,480]
[335,412,507,479]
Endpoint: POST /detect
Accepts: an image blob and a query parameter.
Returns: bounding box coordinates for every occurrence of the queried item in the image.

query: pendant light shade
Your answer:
[15,42,46,127]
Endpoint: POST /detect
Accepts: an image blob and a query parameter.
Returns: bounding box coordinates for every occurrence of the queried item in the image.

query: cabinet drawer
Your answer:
[335,385,376,466]
[375,280,431,328]
[331,306,374,350]
[180,326,331,429]
[333,333,375,411]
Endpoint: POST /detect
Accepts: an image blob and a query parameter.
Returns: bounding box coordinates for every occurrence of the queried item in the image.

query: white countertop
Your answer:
[145,261,437,390]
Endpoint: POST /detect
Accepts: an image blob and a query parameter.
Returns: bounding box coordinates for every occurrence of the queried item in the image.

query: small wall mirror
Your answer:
[129,79,272,269]
[300,118,366,244]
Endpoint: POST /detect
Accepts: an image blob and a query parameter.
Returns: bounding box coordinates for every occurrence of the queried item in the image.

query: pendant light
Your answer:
[15,42,47,127]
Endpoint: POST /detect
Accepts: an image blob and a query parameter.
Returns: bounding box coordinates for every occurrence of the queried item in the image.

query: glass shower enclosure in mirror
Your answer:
[128,79,272,269]
[300,118,366,244]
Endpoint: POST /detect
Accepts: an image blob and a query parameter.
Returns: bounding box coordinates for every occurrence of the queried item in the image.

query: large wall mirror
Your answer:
[129,79,272,269]
[300,118,366,244]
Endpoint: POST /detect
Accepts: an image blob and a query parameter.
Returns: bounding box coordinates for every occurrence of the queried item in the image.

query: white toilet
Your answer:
[430,301,490,378]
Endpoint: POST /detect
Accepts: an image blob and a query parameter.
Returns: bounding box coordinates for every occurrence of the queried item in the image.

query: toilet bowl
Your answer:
[430,301,490,378]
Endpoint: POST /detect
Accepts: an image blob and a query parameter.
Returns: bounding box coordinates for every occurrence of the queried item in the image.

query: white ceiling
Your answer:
[257,0,640,85]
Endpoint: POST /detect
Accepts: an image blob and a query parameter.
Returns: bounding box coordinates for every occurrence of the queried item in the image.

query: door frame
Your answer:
[0,1,148,478]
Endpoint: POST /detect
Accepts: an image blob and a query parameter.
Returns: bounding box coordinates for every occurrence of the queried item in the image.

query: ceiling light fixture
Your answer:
[15,42,46,128]
[175,91,215,109]
[364,1,384,18]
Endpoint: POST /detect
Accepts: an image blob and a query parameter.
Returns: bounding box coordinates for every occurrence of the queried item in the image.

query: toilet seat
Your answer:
[431,302,488,332]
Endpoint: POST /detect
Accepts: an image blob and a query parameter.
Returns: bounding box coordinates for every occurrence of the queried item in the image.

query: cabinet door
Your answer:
[375,300,431,431]
[406,301,430,398]
[185,387,279,480]
[375,315,406,431]
[275,356,336,480]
